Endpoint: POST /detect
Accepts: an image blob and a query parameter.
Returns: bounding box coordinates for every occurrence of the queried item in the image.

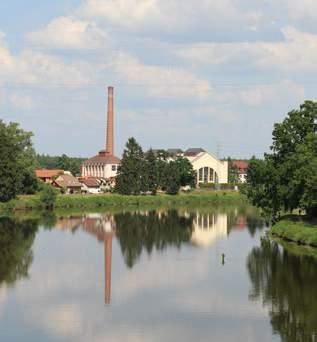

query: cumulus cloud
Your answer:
[27,16,108,50]
[111,52,212,99]
[0,32,95,88]
[80,0,261,33]
[175,26,317,72]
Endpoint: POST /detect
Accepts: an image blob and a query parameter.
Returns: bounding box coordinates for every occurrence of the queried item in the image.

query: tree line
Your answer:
[115,137,196,195]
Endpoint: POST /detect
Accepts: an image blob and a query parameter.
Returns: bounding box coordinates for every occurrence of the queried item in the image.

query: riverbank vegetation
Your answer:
[271,218,317,247]
[0,191,246,213]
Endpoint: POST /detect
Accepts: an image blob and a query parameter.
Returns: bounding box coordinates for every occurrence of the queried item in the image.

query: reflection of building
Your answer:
[55,214,114,304]
[191,212,228,247]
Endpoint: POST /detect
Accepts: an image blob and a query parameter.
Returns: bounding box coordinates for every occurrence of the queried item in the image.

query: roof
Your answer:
[184,148,205,156]
[36,169,64,178]
[80,177,100,188]
[54,174,82,188]
[232,160,249,172]
[167,148,183,155]
[82,150,120,166]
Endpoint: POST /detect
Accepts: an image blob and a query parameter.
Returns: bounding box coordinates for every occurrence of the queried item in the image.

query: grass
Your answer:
[0,190,247,213]
[271,216,317,248]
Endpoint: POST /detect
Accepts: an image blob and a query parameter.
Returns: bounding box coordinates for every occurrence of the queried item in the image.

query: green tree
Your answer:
[115,137,144,195]
[0,121,38,202]
[40,184,57,210]
[174,156,196,187]
[164,161,181,195]
[145,149,158,195]
[246,101,317,218]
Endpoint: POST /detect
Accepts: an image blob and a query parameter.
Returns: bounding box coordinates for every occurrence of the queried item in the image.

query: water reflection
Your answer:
[0,217,38,287]
[247,238,317,342]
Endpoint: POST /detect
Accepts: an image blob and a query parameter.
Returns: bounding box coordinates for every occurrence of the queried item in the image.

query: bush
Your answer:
[40,184,57,210]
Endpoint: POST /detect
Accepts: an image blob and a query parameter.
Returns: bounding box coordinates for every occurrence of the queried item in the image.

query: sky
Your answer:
[1,0,316,158]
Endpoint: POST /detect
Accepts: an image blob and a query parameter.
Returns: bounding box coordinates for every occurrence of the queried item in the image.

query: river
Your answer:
[0,205,316,342]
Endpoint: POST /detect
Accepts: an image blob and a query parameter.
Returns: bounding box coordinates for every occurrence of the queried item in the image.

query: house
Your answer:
[184,149,228,185]
[53,173,82,194]
[79,177,102,194]
[35,169,64,183]
[232,160,249,183]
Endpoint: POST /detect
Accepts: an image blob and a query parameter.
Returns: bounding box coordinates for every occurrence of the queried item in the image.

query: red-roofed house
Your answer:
[35,169,64,183]
[232,161,249,183]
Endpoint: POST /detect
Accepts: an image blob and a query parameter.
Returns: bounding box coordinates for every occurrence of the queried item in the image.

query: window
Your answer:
[203,167,209,183]
[199,168,203,181]
[112,165,117,171]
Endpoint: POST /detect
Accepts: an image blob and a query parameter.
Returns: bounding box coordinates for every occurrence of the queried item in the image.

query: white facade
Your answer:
[82,163,119,179]
[186,152,228,186]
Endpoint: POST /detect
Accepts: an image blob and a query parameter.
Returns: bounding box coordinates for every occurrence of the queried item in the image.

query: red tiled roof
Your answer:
[81,178,100,187]
[36,169,64,178]
[82,151,120,166]
[232,161,249,173]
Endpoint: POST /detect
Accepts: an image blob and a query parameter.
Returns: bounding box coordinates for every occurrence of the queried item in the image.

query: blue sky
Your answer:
[1,0,316,158]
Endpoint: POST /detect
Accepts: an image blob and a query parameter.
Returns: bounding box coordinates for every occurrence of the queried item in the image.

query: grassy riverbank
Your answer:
[271,217,317,248]
[0,191,247,213]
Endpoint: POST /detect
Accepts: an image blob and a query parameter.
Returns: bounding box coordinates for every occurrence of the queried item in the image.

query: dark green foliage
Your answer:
[115,210,194,268]
[144,149,158,195]
[164,161,181,195]
[37,154,85,176]
[247,237,317,342]
[40,184,58,210]
[246,101,317,218]
[174,156,196,187]
[115,137,144,195]
[0,217,38,286]
[0,120,38,202]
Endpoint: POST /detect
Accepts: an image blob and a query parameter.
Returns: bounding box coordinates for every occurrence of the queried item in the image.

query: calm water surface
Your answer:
[0,206,316,342]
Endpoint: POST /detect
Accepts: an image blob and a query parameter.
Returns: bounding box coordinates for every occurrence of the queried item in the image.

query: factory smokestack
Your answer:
[105,86,114,155]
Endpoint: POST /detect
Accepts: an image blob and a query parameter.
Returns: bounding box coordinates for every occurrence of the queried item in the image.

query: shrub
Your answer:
[40,184,57,210]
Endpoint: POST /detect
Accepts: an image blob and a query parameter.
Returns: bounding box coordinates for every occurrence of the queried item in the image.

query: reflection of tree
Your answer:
[115,210,194,268]
[247,238,317,342]
[0,217,38,286]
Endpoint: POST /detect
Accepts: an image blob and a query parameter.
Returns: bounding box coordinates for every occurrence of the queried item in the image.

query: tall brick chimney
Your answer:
[105,86,114,155]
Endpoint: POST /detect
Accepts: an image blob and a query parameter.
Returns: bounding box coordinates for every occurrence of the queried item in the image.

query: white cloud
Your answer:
[112,52,212,99]
[80,0,261,33]
[27,16,108,50]
[287,0,317,21]
[175,26,317,72]
[0,32,95,89]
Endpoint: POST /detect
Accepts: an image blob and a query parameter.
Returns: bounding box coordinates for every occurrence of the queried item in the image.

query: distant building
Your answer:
[149,147,228,186]
[81,87,120,180]
[35,169,64,183]
[232,160,249,183]
[53,174,82,193]
[186,149,228,185]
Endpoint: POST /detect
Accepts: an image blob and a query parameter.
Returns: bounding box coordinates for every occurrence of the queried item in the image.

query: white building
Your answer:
[184,148,228,185]
[81,151,120,179]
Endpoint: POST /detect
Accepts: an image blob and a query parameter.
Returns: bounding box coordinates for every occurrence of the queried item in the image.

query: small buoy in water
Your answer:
[222,253,225,265]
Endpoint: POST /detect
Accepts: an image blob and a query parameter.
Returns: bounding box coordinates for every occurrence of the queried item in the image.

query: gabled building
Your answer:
[186,150,228,185]
[53,174,82,194]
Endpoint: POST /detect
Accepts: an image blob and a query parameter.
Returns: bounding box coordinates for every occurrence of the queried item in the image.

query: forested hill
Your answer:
[36,154,87,176]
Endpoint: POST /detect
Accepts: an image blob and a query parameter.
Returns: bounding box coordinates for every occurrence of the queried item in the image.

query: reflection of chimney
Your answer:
[105,86,114,155]
[104,234,112,304]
